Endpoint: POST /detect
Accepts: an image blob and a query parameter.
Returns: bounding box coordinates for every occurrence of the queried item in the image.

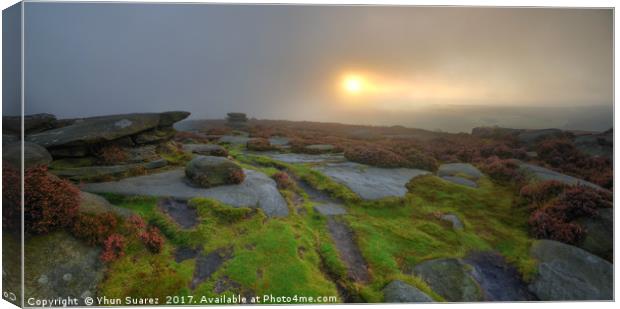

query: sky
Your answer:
[4,3,614,132]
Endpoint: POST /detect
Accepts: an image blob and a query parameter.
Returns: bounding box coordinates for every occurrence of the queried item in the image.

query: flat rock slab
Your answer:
[441,176,478,188]
[528,239,613,300]
[219,135,254,145]
[26,111,189,147]
[437,163,482,180]
[383,280,434,303]
[82,169,289,217]
[519,163,604,190]
[464,251,536,301]
[326,217,370,283]
[254,151,346,164]
[190,248,233,290]
[315,162,430,200]
[158,198,199,229]
[313,203,347,216]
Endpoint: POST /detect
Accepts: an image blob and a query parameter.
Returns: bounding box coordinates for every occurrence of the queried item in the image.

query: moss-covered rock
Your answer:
[185,156,245,188]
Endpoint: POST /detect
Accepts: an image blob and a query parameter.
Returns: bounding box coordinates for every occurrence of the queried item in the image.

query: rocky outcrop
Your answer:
[413,258,483,302]
[82,169,289,217]
[383,280,433,303]
[79,191,133,218]
[185,156,245,188]
[226,113,248,129]
[576,208,613,261]
[3,113,57,134]
[183,144,228,157]
[3,142,53,169]
[26,111,189,155]
[528,240,613,300]
[315,162,430,200]
[437,163,482,180]
[25,232,104,306]
[413,252,534,302]
[51,159,167,181]
[519,162,604,191]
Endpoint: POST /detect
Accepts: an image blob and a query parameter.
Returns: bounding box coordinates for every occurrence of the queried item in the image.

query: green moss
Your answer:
[190,197,257,223]
[48,157,96,170]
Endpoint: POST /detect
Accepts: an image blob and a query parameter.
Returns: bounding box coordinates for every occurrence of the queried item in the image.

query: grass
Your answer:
[91,148,537,303]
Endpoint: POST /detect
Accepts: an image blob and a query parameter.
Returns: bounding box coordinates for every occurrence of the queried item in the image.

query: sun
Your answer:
[343,75,364,94]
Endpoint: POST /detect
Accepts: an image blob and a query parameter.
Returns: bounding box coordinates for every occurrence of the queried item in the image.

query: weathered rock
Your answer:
[519,163,604,190]
[26,111,189,148]
[143,159,168,169]
[79,191,133,218]
[183,144,228,157]
[327,217,370,283]
[51,161,165,181]
[440,214,463,230]
[383,280,433,303]
[255,151,345,164]
[24,232,104,305]
[159,111,191,127]
[518,128,564,144]
[413,258,483,302]
[574,130,613,159]
[49,145,89,157]
[82,169,289,217]
[441,176,478,188]
[3,142,53,169]
[437,163,482,180]
[133,127,176,144]
[219,135,253,145]
[268,136,290,147]
[528,239,613,300]
[576,208,613,261]
[190,247,233,290]
[4,113,57,134]
[158,198,199,229]
[125,145,160,163]
[315,162,430,200]
[313,203,347,216]
[185,156,244,188]
[463,251,536,301]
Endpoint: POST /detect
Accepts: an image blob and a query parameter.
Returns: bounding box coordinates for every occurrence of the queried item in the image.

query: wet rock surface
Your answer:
[528,239,613,300]
[326,217,370,283]
[313,204,347,216]
[190,247,233,290]
[382,280,434,303]
[174,246,202,263]
[158,198,199,229]
[464,251,536,301]
[82,169,289,217]
[316,162,430,200]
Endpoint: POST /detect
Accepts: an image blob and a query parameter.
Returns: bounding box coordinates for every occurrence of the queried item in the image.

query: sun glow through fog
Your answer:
[339,71,492,109]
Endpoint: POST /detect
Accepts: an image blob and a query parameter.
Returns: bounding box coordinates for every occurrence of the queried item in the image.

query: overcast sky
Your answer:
[6,3,614,131]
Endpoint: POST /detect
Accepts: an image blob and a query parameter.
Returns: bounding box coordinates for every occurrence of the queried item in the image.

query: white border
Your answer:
[0,1,617,309]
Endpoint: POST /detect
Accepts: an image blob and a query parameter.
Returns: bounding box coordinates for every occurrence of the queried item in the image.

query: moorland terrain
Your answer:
[2,111,614,304]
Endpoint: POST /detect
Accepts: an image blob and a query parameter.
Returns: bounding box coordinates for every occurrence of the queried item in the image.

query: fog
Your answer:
[6,3,613,132]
